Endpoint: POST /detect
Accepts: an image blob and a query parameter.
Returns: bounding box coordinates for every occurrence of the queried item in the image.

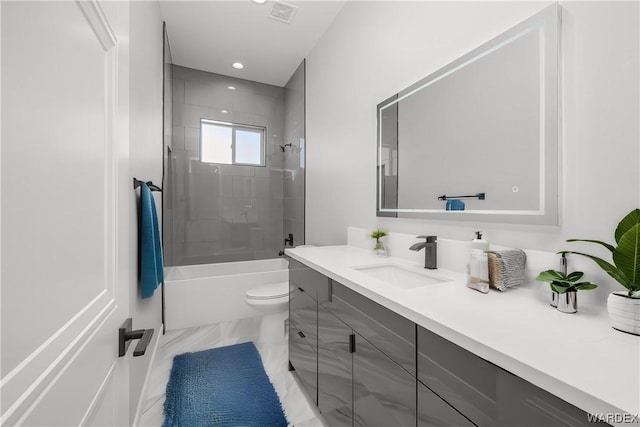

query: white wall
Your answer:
[306,1,639,293]
[129,0,164,423]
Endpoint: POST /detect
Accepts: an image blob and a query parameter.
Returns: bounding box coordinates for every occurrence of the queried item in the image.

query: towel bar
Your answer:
[133,177,162,192]
[438,192,485,201]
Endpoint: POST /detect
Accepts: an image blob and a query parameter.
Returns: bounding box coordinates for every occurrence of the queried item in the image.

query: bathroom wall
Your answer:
[129,1,165,423]
[284,60,306,246]
[169,66,285,265]
[305,1,639,298]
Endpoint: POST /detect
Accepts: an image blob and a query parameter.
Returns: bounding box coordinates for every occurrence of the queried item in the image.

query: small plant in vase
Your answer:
[536,270,597,313]
[370,229,388,256]
[562,209,640,334]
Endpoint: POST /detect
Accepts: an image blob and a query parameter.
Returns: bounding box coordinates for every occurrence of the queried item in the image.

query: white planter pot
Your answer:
[607,292,640,336]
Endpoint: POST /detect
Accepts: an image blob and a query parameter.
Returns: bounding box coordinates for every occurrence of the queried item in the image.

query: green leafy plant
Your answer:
[562,209,640,298]
[370,229,387,251]
[536,270,597,294]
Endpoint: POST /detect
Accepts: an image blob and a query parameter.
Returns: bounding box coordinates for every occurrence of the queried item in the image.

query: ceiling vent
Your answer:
[269,1,298,24]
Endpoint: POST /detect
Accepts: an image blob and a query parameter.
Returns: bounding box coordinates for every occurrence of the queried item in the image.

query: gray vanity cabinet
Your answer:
[288,321,317,404]
[353,333,416,427]
[289,259,605,427]
[417,326,610,427]
[317,304,353,426]
[496,369,609,427]
[417,382,476,427]
[319,280,417,427]
[288,258,330,405]
[417,325,498,426]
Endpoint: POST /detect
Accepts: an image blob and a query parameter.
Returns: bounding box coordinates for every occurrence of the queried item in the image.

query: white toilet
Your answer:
[245,281,290,343]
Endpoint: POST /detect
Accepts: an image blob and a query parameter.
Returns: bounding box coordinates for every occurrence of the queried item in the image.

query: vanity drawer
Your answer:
[323,280,416,376]
[496,369,610,426]
[289,321,318,404]
[418,382,475,427]
[417,325,498,426]
[289,258,330,302]
[289,285,317,350]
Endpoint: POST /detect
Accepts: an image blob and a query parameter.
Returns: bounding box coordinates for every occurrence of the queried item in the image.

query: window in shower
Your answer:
[200,119,265,166]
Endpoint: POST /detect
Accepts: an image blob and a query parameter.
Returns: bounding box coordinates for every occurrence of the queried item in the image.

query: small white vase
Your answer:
[607,292,640,336]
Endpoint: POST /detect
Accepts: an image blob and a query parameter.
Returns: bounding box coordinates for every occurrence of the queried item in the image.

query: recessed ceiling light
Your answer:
[232,62,244,70]
[227,86,236,90]
[251,0,267,4]
[221,110,229,114]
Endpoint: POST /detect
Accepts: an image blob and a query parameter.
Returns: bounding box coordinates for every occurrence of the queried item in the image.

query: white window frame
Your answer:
[200,119,266,166]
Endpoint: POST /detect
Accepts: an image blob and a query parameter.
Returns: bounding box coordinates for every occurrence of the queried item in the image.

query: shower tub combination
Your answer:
[164,258,289,331]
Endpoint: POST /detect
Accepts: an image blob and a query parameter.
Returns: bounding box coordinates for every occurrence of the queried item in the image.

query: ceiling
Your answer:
[159,0,346,87]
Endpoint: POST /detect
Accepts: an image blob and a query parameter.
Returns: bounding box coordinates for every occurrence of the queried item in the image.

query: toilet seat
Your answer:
[246,282,289,300]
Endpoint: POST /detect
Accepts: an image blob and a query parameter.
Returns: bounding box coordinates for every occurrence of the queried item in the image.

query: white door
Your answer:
[1,1,131,425]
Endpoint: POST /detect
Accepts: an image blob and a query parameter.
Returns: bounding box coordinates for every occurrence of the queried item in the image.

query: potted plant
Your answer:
[370,228,388,256]
[562,209,640,334]
[536,270,597,313]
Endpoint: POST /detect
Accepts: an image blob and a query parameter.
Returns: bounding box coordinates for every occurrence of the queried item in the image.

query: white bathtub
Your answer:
[164,258,289,330]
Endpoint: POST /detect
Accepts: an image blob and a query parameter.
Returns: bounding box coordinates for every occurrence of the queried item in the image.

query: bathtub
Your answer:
[164,258,289,331]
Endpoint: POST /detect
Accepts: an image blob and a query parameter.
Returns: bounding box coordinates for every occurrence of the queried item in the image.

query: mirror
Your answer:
[377,4,560,225]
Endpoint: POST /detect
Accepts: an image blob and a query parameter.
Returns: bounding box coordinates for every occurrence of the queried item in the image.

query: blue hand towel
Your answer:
[139,181,163,298]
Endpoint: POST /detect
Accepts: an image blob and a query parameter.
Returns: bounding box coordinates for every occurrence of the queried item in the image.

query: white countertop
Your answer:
[286,245,640,421]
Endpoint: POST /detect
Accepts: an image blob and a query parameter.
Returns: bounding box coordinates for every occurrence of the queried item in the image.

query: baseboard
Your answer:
[132,321,163,427]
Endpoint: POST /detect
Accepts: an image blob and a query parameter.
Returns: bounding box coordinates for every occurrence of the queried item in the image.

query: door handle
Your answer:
[119,318,154,357]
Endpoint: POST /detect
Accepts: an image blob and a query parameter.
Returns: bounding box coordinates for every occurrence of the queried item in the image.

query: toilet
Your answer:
[245,281,290,343]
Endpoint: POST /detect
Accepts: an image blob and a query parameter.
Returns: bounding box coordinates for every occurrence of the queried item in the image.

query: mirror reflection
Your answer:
[377,4,559,225]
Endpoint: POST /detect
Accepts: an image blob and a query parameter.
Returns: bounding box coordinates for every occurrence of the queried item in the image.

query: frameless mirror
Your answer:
[377,4,560,225]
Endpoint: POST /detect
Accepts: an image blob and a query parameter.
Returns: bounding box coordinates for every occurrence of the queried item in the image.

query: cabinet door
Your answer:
[418,325,497,426]
[317,305,353,427]
[496,369,610,427]
[290,285,318,349]
[326,281,416,375]
[418,382,475,427]
[289,258,330,302]
[353,333,416,427]
[289,321,318,404]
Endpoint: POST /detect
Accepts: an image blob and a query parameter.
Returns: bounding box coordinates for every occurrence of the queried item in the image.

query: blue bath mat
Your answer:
[163,341,287,427]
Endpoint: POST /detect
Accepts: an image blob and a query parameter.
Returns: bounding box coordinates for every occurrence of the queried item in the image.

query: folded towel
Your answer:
[139,181,163,298]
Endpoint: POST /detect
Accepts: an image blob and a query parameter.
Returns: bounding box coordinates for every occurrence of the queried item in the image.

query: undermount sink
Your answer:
[353,263,450,290]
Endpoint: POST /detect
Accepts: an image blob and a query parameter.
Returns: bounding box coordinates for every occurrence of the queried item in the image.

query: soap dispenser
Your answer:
[467,231,490,293]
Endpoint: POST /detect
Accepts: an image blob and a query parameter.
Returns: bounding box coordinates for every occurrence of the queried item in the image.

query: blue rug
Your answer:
[163,342,288,427]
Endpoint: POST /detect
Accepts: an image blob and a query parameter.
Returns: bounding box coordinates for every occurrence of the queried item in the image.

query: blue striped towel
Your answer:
[139,181,163,298]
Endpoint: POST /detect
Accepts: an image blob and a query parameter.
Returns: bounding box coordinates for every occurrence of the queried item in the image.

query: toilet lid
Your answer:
[246,282,289,300]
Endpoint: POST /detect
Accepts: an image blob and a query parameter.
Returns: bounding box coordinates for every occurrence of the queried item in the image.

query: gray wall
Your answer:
[169,65,286,265]
[305,1,639,258]
[283,61,306,246]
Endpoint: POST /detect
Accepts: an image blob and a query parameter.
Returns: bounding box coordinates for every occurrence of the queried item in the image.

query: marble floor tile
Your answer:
[138,316,326,427]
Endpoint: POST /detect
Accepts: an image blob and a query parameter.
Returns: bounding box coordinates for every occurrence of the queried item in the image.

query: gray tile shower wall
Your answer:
[168,65,286,265]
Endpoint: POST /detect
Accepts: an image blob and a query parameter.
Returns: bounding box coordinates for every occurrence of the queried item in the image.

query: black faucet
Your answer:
[284,233,294,247]
[409,235,437,269]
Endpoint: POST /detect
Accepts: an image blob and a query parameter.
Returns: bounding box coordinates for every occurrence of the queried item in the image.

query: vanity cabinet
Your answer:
[417,325,610,427]
[319,280,416,427]
[417,382,475,427]
[289,258,609,427]
[417,325,497,426]
[496,369,609,426]
[317,304,353,426]
[353,332,416,427]
[288,259,330,405]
